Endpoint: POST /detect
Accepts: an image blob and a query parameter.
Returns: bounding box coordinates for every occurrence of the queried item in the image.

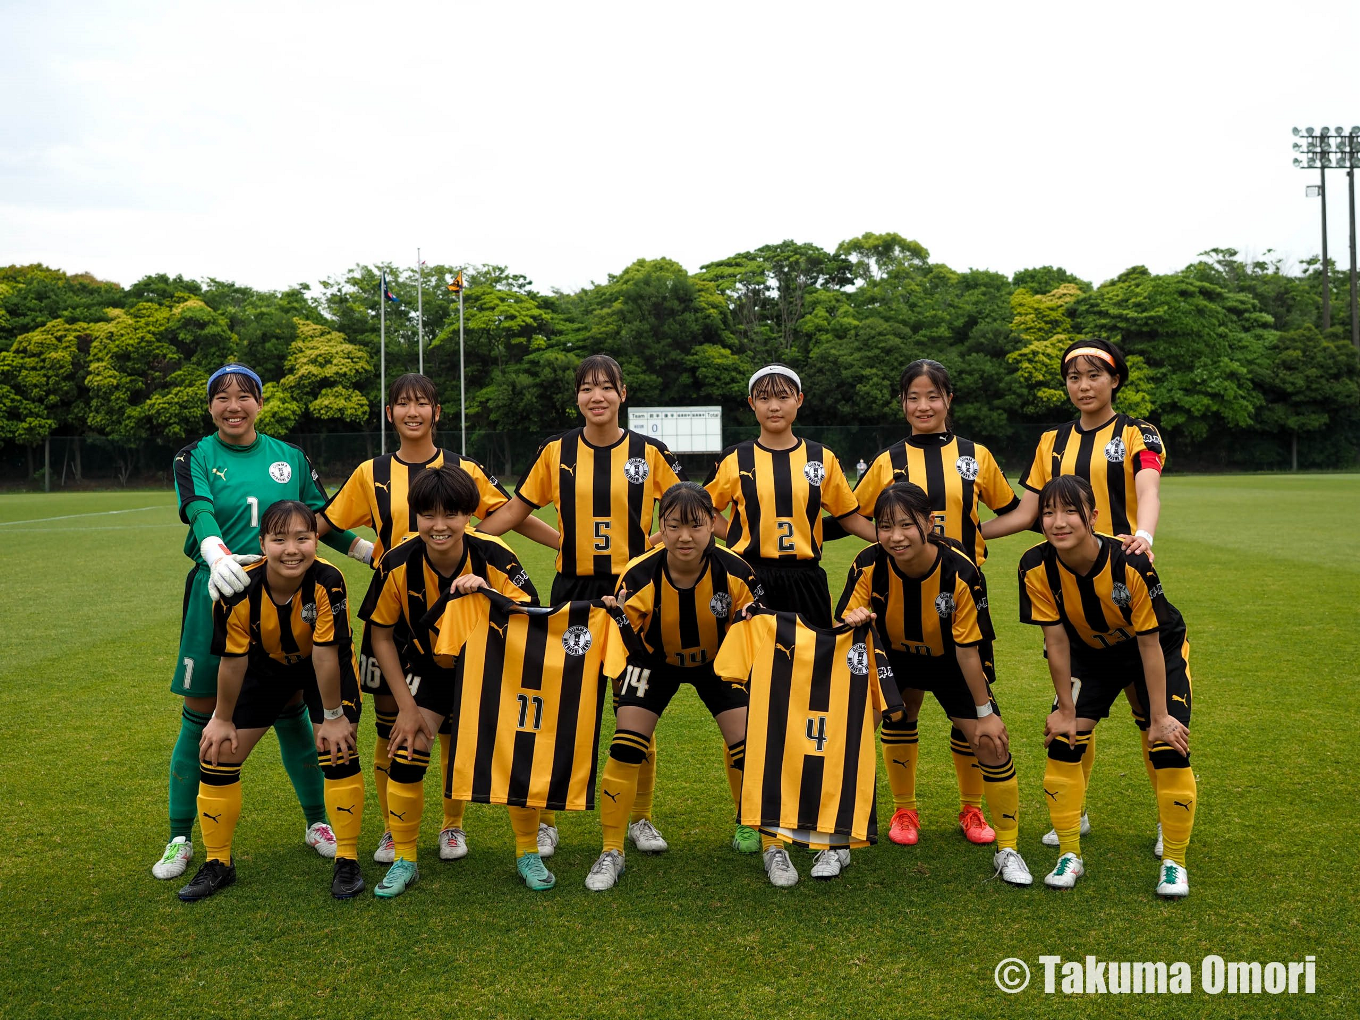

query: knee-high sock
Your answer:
[170,706,211,838]
[881,717,919,811]
[386,747,429,861]
[508,806,541,857]
[539,810,557,826]
[197,762,242,863]
[724,739,745,815]
[275,702,327,826]
[1043,731,1091,858]
[631,732,658,822]
[1151,746,1197,865]
[438,731,466,830]
[601,729,649,853]
[373,709,397,829]
[320,755,365,861]
[1079,729,1097,812]
[950,726,984,810]
[760,833,781,852]
[980,753,1020,851]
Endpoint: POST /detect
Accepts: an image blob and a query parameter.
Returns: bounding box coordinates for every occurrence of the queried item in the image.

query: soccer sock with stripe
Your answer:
[760,833,781,852]
[386,747,429,861]
[630,733,658,823]
[1151,749,1197,865]
[438,731,466,830]
[950,726,984,810]
[197,761,242,863]
[274,702,327,826]
[373,709,397,828]
[169,706,211,839]
[320,756,365,861]
[881,717,919,811]
[979,753,1020,851]
[601,729,649,853]
[724,739,745,814]
[508,806,541,857]
[1043,730,1091,858]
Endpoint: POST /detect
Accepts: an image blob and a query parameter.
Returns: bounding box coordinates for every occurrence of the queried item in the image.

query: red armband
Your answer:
[1135,451,1163,473]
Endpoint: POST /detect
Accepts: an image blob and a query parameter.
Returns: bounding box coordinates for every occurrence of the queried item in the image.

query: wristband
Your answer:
[1135,529,1154,546]
[975,702,994,719]
[322,706,345,721]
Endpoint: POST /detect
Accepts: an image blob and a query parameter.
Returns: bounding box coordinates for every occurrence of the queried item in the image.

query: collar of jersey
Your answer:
[905,431,953,449]
[1072,413,1119,435]
[578,427,628,451]
[754,437,803,455]
[394,448,442,467]
[212,433,260,453]
[423,541,468,585]
[887,544,942,583]
[1054,536,1111,579]
[661,548,712,593]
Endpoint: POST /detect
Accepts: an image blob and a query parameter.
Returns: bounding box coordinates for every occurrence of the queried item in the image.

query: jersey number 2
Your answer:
[776,520,795,553]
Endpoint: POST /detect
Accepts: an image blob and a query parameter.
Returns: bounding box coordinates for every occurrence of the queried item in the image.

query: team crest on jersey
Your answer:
[1111,582,1132,608]
[935,592,955,618]
[330,597,347,616]
[846,642,870,675]
[269,461,293,483]
[709,592,732,619]
[562,625,593,656]
[1147,582,1164,600]
[1142,431,1160,450]
[1104,437,1126,463]
[301,601,317,625]
[955,455,979,481]
[623,457,650,484]
[803,461,827,486]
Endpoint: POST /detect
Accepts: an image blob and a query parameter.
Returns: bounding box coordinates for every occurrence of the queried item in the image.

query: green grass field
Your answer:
[1,476,1356,1018]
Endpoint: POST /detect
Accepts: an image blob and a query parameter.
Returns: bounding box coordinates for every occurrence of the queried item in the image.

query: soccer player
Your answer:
[319,373,559,865]
[358,465,539,898]
[477,354,684,854]
[704,364,875,627]
[178,500,365,901]
[836,483,1031,885]
[849,359,1020,849]
[584,482,764,891]
[1020,476,1196,898]
[986,338,1166,852]
[155,364,368,881]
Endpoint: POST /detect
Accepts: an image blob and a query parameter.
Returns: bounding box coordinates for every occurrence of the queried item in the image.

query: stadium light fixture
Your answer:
[1293,124,1359,348]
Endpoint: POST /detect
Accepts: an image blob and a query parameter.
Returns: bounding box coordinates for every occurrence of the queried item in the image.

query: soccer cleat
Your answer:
[373,831,395,864]
[1043,852,1085,890]
[888,808,921,846]
[516,852,556,891]
[958,805,995,844]
[763,845,799,888]
[439,827,468,861]
[536,823,559,859]
[305,821,337,859]
[627,818,669,854]
[1042,813,1091,847]
[810,848,850,880]
[584,849,626,891]
[1153,822,1164,859]
[331,857,365,899]
[153,836,194,879]
[731,825,762,854]
[375,858,419,898]
[993,847,1034,886]
[178,858,236,902]
[1156,859,1189,898]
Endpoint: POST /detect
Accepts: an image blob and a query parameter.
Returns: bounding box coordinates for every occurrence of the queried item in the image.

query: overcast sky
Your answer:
[3,1,1358,295]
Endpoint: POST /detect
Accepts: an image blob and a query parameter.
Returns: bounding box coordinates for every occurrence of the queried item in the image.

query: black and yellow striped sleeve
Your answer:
[212,594,253,658]
[515,436,561,510]
[311,562,350,645]
[321,460,376,531]
[1019,429,1058,494]
[1017,545,1061,626]
[456,453,512,518]
[478,534,539,605]
[977,445,1020,514]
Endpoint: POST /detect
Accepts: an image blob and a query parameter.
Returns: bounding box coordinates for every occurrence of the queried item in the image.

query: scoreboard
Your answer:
[627,406,724,454]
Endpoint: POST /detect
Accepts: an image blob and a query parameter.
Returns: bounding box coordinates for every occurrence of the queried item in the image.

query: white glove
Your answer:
[348,538,374,566]
[201,536,261,601]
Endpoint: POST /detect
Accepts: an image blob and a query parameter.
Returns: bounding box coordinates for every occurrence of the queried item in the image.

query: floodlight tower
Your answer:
[1293,125,1360,349]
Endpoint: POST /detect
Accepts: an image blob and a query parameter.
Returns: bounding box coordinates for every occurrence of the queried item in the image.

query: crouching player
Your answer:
[180,500,365,901]
[1020,476,1196,897]
[359,464,539,898]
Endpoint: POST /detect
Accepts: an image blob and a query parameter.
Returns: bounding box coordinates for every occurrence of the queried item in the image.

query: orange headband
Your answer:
[1064,346,1117,369]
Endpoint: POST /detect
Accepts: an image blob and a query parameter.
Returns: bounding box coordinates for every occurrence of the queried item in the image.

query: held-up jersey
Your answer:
[517,428,685,578]
[714,612,903,848]
[322,449,512,561]
[1018,536,1186,656]
[853,433,1019,565]
[174,433,332,568]
[429,588,639,811]
[1020,414,1165,536]
[704,439,859,562]
[615,545,764,669]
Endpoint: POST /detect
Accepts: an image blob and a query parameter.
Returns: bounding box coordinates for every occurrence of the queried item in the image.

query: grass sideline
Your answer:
[1,475,1356,1018]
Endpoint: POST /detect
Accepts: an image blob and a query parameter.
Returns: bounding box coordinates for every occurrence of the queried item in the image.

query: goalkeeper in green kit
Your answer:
[152,364,372,880]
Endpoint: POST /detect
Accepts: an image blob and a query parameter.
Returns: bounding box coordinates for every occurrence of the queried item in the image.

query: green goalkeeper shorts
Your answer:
[171,567,220,697]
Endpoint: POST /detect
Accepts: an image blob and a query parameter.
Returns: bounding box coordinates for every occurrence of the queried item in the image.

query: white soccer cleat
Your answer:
[152,836,194,879]
[1044,852,1085,889]
[627,818,669,854]
[373,831,395,864]
[537,823,559,859]
[584,849,626,891]
[763,846,799,888]
[1041,813,1090,847]
[439,827,468,861]
[993,847,1034,886]
[305,822,337,859]
[1156,859,1189,898]
[1153,822,1164,859]
[810,848,850,880]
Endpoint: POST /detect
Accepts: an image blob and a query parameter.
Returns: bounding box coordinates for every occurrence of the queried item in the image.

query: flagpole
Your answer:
[459,280,466,455]
[417,247,424,375]
[380,269,387,456]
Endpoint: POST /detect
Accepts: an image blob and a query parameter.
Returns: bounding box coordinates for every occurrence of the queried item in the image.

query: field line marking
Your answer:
[0,504,173,526]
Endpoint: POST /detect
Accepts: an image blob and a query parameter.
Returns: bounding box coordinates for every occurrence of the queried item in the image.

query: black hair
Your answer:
[389,372,439,407]
[749,365,801,400]
[872,482,940,545]
[899,359,954,429]
[1037,475,1097,534]
[658,481,716,528]
[408,464,480,518]
[574,353,624,393]
[1060,337,1129,394]
[260,499,316,536]
[208,367,262,403]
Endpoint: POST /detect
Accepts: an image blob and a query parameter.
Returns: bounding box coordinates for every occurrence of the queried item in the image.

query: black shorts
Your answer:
[616,662,748,717]
[746,559,832,628]
[357,618,417,698]
[410,660,460,721]
[551,573,619,605]
[1067,636,1193,729]
[886,649,999,722]
[231,654,363,730]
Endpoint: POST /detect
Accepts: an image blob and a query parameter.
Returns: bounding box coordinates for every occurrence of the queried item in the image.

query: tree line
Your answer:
[2,232,1358,484]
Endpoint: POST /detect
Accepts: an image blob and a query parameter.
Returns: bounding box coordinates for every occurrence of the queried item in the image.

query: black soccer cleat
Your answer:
[178,858,237,902]
[332,857,365,899]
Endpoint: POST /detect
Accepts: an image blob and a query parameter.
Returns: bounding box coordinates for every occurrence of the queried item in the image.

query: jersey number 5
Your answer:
[594,520,611,552]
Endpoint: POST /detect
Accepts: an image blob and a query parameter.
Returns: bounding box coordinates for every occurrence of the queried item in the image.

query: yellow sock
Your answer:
[881,718,919,811]
[1156,766,1197,865]
[723,740,745,815]
[630,733,657,822]
[322,763,365,861]
[980,754,1019,851]
[950,726,984,810]
[385,745,429,861]
[1043,732,1090,858]
[760,832,780,852]
[508,805,540,857]
[373,710,396,827]
[438,732,467,830]
[197,763,242,863]
[600,756,642,854]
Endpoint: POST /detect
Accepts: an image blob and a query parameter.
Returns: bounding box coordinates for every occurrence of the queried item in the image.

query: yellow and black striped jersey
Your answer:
[517,428,685,578]
[853,433,1018,565]
[615,545,764,669]
[430,588,639,811]
[714,611,903,848]
[1020,414,1165,536]
[212,558,355,676]
[1018,536,1186,654]
[704,439,858,562]
[322,449,511,561]
[836,542,993,660]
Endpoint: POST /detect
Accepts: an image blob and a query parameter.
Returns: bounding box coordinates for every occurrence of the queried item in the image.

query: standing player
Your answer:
[319,373,559,865]
[154,364,368,881]
[849,360,1020,849]
[1020,477,1196,897]
[477,354,684,855]
[836,483,1031,885]
[583,482,764,892]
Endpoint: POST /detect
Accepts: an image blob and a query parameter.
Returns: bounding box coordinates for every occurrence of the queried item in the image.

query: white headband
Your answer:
[748,365,802,394]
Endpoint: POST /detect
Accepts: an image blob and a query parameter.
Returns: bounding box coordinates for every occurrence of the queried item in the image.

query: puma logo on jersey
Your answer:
[560,463,577,478]
[341,700,356,710]
[739,468,757,481]
[211,467,228,480]
[335,804,355,814]
[603,789,620,802]
[202,811,222,823]
[1043,788,1059,801]
[1171,693,1188,705]
[774,642,795,659]
[373,480,391,492]
[176,453,187,463]
[489,621,508,640]
[1174,800,1193,811]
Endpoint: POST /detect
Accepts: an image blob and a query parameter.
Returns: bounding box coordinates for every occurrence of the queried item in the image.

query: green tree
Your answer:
[259,320,372,435]
[0,320,86,478]
[0,264,124,348]
[1255,326,1360,470]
